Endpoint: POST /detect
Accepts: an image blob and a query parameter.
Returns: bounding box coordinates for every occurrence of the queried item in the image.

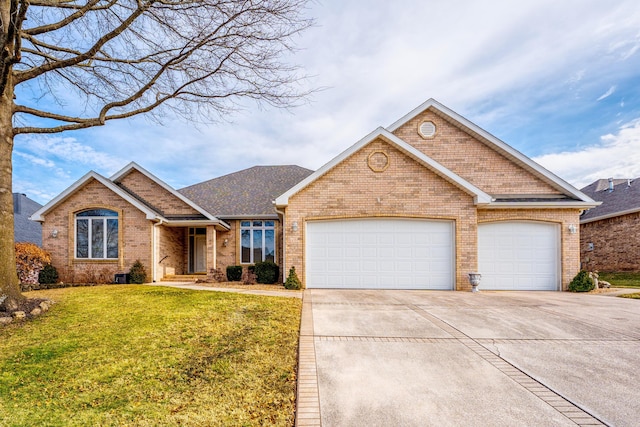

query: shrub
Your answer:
[568,270,595,292]
[15,242,51,285]
[284,266,302,290]
[128,260,148,284]
[210,268,226,282]
[38,264,59,285]
[254,261,279,284]
[226,265,243,282]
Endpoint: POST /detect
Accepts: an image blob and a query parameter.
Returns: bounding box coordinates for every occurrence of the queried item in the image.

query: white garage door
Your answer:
[478,222,560,291]
[305,218,454,289]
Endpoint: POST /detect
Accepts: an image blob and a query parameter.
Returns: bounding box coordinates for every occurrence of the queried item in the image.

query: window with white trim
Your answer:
[75,209,119,259]
[240,220,275,263]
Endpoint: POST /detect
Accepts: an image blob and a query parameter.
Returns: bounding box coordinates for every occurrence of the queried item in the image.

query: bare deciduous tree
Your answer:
[0,0,312,311]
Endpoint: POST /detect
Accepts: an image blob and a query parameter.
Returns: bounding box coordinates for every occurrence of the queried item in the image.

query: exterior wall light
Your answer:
[222,238,228,247]
[50,229,58,238]
[568,224,577,234]
[292,221,299,232]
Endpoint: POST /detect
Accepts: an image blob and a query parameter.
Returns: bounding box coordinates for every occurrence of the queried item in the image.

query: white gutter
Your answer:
[580,206,640,224]
[275,205,286,284]
[481,201,601,209]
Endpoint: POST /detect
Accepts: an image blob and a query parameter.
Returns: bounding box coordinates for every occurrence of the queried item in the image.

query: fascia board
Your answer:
[387,98,440,132]
[482,201,602,209]
[163,219,231,230]
[110,162,220,221]
[275,127,389,207]
[30,171,159,221]
[387,98,596,204]
[377,129,493,204]
[219,214,279,220]
[580,206,640,224]
[275,126,493,206]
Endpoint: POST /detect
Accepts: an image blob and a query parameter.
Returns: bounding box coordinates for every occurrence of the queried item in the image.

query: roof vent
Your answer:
[418,121,436,138]
[608,177,614,192]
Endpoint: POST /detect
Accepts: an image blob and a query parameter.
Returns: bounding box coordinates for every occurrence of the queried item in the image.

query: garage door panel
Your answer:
[306,219,454,289]
[479,222,559,291]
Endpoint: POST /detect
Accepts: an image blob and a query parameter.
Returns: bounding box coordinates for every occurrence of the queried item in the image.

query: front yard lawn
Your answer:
[619,293,640,299]
[598,272,640,288]
[0,285,301,426]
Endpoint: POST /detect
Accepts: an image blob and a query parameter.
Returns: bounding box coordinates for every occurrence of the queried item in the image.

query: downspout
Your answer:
[152,218,165,282]
[275,206,286,284]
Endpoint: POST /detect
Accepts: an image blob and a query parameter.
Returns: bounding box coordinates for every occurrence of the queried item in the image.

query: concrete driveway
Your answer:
[296,290,640,426]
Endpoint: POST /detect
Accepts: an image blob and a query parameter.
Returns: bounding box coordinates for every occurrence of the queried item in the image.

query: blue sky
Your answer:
[12,0,640,204]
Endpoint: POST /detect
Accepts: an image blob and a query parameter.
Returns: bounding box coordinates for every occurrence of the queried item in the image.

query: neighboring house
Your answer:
[579,178,640,272]
[32,99,597,290]
[13,193,43,246]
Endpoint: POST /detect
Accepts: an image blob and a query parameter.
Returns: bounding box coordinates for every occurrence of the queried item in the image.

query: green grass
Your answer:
[597,272,640,288]
[0,285,302,426]
[619,292,640,299]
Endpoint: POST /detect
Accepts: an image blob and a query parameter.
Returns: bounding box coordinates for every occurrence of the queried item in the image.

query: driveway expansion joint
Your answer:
[406,303,609,426]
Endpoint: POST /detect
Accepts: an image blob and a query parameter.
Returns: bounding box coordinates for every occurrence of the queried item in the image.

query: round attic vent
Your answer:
[419,121,436,138]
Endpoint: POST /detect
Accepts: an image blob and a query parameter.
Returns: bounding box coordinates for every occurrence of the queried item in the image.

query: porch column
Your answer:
[207,225,217,273]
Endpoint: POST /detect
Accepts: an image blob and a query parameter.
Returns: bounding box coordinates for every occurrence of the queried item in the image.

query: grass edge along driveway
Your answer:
[0,285,302,426]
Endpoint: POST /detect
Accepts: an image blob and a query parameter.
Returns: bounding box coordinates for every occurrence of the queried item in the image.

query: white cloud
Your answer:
[596,86,617,101]
[11,0,640,201]
[16,135,124,176]
[13,151,56,169]
[534,117,640,189]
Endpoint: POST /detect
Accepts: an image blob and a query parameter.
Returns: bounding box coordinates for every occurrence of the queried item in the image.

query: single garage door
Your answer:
[478,221,560,290]
[305,218,454,289]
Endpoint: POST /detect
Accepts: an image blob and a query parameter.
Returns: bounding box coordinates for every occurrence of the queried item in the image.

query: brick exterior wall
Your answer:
[580,212,640,272]
[393,111,562,195]
[117,169,200,215]
[41,178,152,283]
[213,219,284,281]
[215,221,236,277]
[284,114,582,290]
[284,138,478,290]
[156,226,185,278]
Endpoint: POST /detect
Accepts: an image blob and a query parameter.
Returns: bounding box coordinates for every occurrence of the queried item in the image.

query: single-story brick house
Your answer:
[32,99,597,290]
[579,178,640,272]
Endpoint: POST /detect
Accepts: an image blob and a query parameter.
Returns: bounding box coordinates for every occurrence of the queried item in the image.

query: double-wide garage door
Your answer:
[306,219,454,289]
[478,221,560,291]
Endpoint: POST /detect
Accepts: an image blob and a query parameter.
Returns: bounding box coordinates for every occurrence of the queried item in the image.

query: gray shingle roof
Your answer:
[14,193,43,245]
[580,178,640,221]
[179,165,314,217]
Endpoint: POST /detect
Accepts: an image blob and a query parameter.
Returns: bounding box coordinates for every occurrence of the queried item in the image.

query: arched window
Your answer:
[75,209,118,259]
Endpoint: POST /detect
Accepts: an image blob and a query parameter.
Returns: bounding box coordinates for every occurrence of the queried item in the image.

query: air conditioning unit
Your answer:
[114,273,129,284]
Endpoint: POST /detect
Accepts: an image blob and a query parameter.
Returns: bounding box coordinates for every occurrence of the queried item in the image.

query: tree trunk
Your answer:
[0,110,22,311]
[0,0,23,311]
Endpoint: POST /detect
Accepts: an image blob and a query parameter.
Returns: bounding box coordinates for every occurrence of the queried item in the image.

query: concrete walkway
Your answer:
[297,290,640,426]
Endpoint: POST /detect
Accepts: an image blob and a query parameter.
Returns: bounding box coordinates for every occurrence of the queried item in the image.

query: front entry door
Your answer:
[189,228,207,273]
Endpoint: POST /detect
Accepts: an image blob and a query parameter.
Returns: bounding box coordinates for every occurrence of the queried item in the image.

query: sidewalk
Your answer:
[146,282,302,298]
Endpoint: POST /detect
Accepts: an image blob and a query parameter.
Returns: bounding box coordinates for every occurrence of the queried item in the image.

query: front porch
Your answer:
[153,222,231,282]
